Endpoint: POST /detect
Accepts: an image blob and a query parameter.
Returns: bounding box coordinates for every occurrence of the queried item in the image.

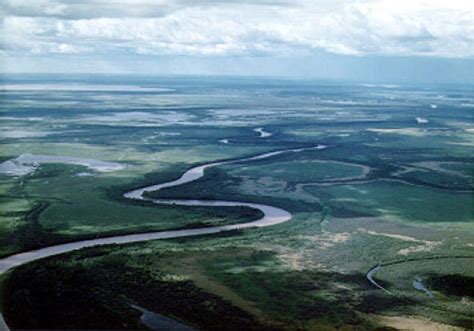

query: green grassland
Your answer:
[308,181,473,223]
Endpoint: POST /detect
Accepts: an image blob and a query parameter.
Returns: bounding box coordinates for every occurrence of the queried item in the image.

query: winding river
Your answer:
[0,145,326,330]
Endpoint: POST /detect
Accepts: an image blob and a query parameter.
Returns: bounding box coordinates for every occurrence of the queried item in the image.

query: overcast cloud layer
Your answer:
[2,0,473,59]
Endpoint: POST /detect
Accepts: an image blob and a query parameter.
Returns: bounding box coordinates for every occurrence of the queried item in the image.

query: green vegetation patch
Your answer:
[426,274,474,298]
[229,160,366,182]
[204,254,370,326]
[2,248,274,330]
[147,167,323,213]
[402,170,473,190]
[0,162,263,256]
[308,181,473,223]
[0,196,34,256]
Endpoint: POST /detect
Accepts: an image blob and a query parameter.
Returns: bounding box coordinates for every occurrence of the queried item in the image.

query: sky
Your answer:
[1,0,473,83]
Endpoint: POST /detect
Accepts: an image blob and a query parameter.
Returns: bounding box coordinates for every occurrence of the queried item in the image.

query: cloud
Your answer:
[1,0,473,58]
[1,0,292,19]
[1,0,173,19]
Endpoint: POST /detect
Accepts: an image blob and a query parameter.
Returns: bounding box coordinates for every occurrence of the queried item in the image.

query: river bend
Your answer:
[0,145,326,330]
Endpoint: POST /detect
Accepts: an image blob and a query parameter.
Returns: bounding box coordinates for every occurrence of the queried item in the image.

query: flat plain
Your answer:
[0,75,473,330]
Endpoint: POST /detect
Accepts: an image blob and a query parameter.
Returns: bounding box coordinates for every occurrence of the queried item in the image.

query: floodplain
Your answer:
[0,75,473,330]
